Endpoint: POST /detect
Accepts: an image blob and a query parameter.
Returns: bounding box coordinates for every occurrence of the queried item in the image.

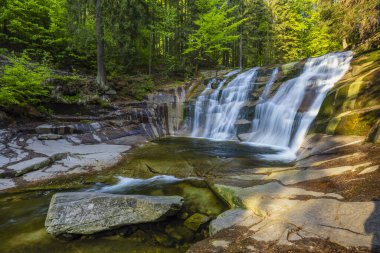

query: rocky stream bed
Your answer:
[0,50,380,252]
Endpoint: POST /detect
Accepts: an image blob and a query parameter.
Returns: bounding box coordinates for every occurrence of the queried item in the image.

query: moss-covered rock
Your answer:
[184,213,210,231]
[312,50,380,140]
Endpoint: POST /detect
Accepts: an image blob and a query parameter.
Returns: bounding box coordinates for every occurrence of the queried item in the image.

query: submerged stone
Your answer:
[45,192,184,236]
[165,223,194,242]
[184,213,210,231]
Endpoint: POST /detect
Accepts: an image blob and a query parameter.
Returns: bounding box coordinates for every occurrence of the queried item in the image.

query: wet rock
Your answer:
[184,213,210,231]
[45,192,184,236]
[35,122,103,135]
[234,119,252,135]
[38,134,63,140]
[35,124,73,135]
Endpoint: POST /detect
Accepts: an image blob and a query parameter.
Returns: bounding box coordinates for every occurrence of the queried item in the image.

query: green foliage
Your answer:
[184,0,244,67]
[0,0,68,61]
[240,0,273,66]
[318,0,380,51]
[0,0,378,83]
[0,54,52,109]
[60,94,82,104]
[119,75,154,101]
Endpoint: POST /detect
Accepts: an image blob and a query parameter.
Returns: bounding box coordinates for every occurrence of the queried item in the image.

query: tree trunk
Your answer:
[239,1,243,69]
[96,0,107,91]
[149,31,153,75]
[239,29,243,69]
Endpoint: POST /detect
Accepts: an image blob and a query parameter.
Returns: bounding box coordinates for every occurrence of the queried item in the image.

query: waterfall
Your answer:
[173,86,186,134]
[246,51,352,152]
[189,52,352,160]
[191,79,216,136]
[191,68,259,139]
[260,68,279,100]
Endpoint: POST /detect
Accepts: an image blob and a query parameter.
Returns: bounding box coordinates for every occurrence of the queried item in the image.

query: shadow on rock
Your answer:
[365,201,380,252]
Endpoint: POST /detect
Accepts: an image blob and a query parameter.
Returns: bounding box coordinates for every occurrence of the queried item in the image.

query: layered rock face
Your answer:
[45,192,184,236]
[0,85,190,191]
[313,50,380,143]
[125,86,188,139]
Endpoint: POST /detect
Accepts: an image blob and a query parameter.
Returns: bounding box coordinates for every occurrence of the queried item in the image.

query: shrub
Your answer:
[0,54,52,109]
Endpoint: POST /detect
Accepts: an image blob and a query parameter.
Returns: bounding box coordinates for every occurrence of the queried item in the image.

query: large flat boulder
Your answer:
[45,192,184,236]
[209,208,262,236]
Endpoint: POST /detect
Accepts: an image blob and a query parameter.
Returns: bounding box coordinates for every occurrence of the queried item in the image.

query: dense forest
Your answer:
[1,1,380,252]
[0,0,379,112]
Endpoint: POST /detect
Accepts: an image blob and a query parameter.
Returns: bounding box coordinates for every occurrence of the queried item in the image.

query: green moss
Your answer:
[61,94,82,104]
[314,50,380,137]
[210,184,244,209]
[333,109,380,136]
[326,117,341,135]
[355,49,380,65]
[318,93,337,119]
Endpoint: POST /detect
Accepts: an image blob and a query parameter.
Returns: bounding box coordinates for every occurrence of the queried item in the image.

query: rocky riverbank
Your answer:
[0,50,379,252]
[188,134,380,252]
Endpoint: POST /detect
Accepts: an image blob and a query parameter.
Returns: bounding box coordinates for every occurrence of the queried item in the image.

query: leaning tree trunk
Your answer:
[96,0,107,91]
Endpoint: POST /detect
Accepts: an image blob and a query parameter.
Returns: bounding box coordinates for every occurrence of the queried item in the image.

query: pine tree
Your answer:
[184,0,244,71]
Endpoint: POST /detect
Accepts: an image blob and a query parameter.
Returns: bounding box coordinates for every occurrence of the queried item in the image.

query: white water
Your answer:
[191,68,259,139]
[190,52,352,160]
[98,175,186,193]
[173,86,186,133]
[260,68,279,100]
[246,51,352,153]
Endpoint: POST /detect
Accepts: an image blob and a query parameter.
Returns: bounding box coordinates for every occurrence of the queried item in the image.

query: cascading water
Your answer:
[191,68,259,139]
[246,51,353,154]
[191,79,216,136]
[260,67,279,101]
[189,51,352,161]
[191,69,241,137]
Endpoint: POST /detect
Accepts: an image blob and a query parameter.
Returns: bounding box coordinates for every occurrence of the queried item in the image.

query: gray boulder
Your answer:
[45,192,184,236]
